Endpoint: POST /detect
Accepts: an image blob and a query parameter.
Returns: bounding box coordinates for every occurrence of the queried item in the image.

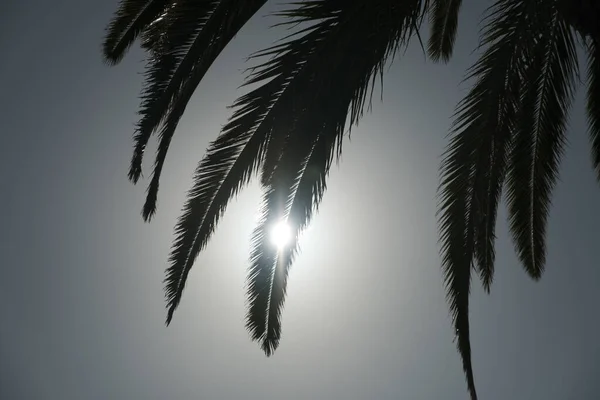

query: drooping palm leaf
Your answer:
[258,0,426,184]
[139,2,175,53]
[130,0,219,187]
[428,0,463,62]
[438,1,552,398]
[163,1,347,324]
[505,6,578,279]
[163,108,270,325]
[163,78,291,324]
[103,0,171,65]
[587,39,600,178]
[136,1,270,220]
[244,0,427,355]
[246,128,333,355]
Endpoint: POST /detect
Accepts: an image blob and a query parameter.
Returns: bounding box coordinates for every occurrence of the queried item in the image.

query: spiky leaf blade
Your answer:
[587,39,600,178]
[103,0,170,65]
[428,0,463,62]
[439,1,545,397]
[506,8,578,279]
[139,1,268,219]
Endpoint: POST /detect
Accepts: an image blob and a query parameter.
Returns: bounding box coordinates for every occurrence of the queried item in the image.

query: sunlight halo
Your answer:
[270,221,291,249]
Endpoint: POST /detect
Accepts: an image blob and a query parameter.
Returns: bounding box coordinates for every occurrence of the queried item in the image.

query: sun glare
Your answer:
[270,221,291,249]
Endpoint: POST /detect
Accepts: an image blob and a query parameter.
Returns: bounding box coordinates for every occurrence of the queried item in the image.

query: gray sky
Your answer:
[1,1,599,399]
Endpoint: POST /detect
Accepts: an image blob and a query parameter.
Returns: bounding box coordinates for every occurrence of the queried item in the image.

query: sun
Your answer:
[270,220,291,249]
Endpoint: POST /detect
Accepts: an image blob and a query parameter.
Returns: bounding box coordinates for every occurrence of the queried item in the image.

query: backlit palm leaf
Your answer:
[166,32,318,323]
[247,129,332,355]
[245,0,427,355]
[130,0,221,185]
[439,1,552,397]
[103,0,171,65]
[587,39,600,178]
[163,3,345,324]
[505,6,578,279]
[138,0,269,220]
[428,0,463,62]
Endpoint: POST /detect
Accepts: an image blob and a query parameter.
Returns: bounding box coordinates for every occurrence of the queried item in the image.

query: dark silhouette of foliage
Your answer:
[103,1,600,398]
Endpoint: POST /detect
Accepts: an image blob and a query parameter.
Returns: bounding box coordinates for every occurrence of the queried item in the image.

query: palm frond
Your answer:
[244,0,428,355]
[427,0,463,62]
[246,128,334,355]
[129,0,224,185]
[137,0,268,220]
[506,6,578,279]
[102,0,171,65]
[258,0,426,184]
[162,3,341,323]
[587,39,600,178]
[439,1,549,397]
[139,2,175,53]
[472,106,516,292]
[246,83,349,355]
[163,79,280,325]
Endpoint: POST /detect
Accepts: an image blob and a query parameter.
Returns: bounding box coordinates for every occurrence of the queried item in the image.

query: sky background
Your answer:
[1,1,599,399]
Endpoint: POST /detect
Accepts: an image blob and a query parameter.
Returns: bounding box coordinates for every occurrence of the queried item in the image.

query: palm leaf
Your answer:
[258,0,425,184]
[138,0,269,220]
[163,79,281,325]
[163,4,344,324]
[245,0,427,355]
[427,0,463,62]
[246,82,349,355]
[139,2,175,53]
[587,39,600,178]
[102,0,171,65]
[438,1,550,397]
[246,127,333,355]
[506,5,578,279]
[129,0,228,185]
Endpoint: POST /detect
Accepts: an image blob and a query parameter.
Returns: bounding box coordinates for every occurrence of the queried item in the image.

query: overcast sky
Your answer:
[1,1,599,399]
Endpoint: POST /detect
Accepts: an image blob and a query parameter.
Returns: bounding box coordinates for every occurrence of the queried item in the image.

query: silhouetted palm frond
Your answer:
[428,0,463,62]
[438,1,575,397]
[505,7,578,280]
[245,0,428,353]
[131,0,220,185]
[103,0,171,65]
[439,0,582,397]
[247,128,336,355]
[163,5,331,324]
[135,0,269,220]
[587,39,600,178]
[163,0,428,348]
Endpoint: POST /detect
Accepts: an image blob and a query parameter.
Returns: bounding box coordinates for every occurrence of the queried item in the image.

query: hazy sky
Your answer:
[1,1,599,399]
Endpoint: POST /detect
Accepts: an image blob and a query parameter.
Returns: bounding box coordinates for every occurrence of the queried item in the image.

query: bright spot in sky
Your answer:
[270,221,291,249]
